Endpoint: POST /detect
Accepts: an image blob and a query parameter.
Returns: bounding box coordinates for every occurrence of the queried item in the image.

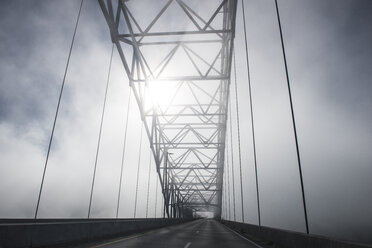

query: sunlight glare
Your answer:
[147,80,176,108]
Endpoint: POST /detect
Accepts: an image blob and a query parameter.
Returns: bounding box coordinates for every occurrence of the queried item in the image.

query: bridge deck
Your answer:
[79,219,265,248]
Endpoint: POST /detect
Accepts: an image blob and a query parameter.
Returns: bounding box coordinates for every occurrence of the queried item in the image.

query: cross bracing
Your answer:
[99,0,237,217]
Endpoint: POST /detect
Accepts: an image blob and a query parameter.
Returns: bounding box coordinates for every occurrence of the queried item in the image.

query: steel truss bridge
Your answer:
[99,0,237,218]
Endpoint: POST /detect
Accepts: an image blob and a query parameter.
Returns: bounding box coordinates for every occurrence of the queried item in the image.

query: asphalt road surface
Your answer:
[84,219,264,248]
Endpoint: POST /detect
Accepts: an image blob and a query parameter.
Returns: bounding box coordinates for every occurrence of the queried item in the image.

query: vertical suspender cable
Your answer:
[162,193,165,219]
[155,178,159,218]
[34,0,84,219]
[223,179,226,219]
[221,183,224,219]
[225,164,230,220]
[222,169,225,220]
[88,43,115,218]
[233,50,245,223]
[229,102,236,222]
[134,125,144,218]
[116,89,132,218]
[242,0,261,226]
[221,166,224,220]
[223,160,228,220]
[222,185,225,220]
[226,137,231,221]
[146,150,152,218]
[274,0,309,234]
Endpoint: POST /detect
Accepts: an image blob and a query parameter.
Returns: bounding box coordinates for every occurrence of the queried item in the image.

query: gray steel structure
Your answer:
[99,0,237,218]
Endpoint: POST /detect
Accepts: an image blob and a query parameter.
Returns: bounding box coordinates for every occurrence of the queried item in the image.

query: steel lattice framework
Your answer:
[99,0,237,218]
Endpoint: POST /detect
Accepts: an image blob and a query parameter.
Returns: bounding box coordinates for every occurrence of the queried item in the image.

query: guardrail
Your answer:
[221,220,372,248]
[0,218,191,248]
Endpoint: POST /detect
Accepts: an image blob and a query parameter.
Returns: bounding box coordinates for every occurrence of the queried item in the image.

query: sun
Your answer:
[146,80,178,108]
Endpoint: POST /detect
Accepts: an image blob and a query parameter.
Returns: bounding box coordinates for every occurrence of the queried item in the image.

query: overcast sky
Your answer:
[0,0,371,245]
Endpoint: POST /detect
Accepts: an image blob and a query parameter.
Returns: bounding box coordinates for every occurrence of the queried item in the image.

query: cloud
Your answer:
[0,0,371,244]
[0,0,160,219]
[222,0,372,243]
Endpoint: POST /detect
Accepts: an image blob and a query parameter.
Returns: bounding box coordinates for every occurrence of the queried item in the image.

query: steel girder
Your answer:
[99,0,237,218]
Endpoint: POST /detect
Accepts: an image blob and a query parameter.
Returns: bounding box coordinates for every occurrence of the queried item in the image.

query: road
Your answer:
[83,219,264,248]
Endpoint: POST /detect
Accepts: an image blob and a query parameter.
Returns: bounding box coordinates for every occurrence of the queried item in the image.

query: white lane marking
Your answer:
[223,224,264,248]
[184,242,192,248]
[92,231,154,248]
[91,220,199,248]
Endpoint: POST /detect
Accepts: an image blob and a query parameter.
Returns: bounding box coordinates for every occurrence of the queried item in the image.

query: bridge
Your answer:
[0,0,371,247]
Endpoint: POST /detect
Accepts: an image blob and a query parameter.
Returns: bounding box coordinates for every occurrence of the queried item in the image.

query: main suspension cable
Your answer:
[242,0,261,226]
[88,43,115,218]
[34,0,84,219]
[146,150,152,218]
[274,0,309,234]
[233,50,245,223]
[229,102,236,222]
[116,89,132,218]
[134,125,144,218]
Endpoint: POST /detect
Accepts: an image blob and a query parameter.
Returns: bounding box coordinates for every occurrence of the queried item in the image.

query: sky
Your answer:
[0,0,372,244]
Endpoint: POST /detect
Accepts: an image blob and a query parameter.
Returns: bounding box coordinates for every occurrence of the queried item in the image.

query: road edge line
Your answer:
[222,223,265,248]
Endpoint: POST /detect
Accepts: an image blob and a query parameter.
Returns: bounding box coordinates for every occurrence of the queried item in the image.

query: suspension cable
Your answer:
[116,89,132,218]
[134,125,144,218]
[221,183,224,219]
[223,159,228,220]
[221,168,224,220]
[242,0,261,226]
[233,50,245,223]
[146,150,152,218]
[221,184,224,220]
[34,0,84,219]
[155,178,158,218]
[226,134,231,221]
[225,169,230,219]
[88,43,115,218]
[229,102,236,222]
[162,193,165,219]
[274,0,309,234]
